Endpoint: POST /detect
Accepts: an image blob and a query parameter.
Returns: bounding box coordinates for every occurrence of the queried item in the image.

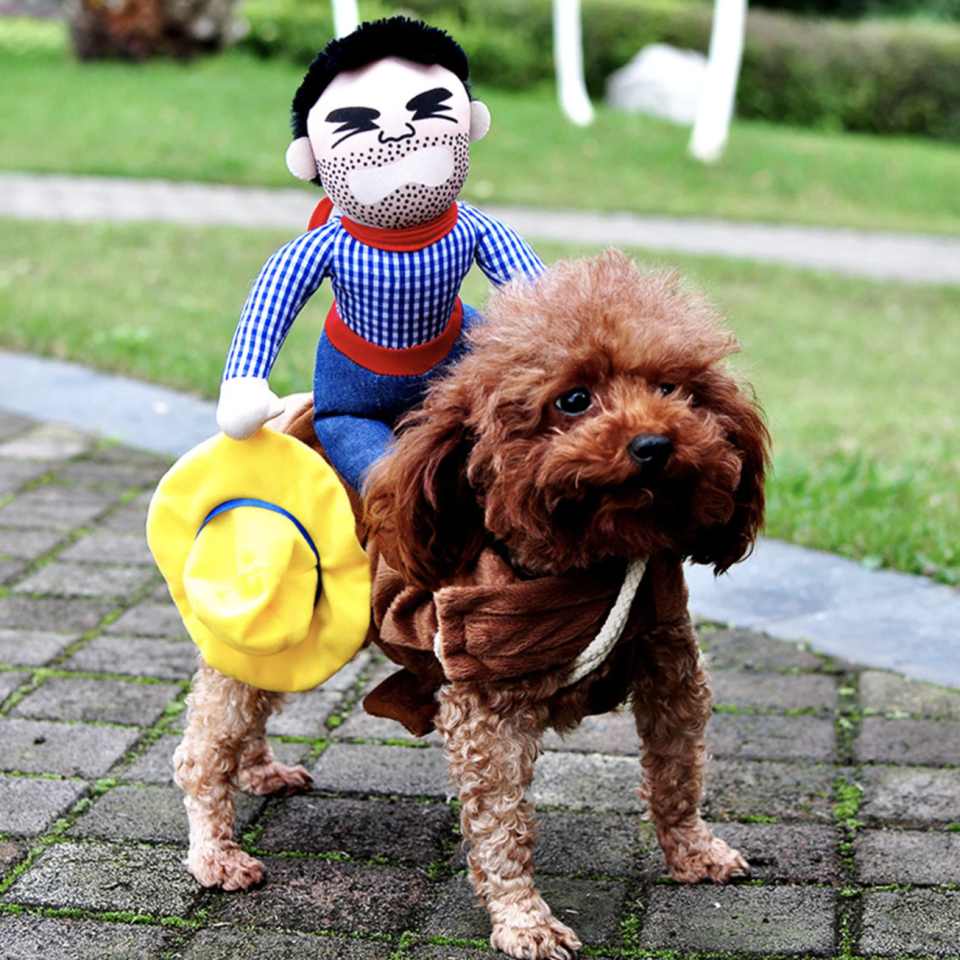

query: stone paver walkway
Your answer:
[0,409,959,959]
[4,171,960,285]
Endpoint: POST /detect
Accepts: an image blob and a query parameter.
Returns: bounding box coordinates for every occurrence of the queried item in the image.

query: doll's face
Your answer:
[307,57,481,229]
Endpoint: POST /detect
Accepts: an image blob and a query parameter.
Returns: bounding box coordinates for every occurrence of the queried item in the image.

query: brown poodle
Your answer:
[172,250,770,960]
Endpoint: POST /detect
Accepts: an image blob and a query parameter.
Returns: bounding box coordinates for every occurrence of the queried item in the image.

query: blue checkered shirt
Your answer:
[223,202,545,380]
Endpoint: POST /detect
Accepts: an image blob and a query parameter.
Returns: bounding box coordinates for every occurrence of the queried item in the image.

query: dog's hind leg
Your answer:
[631,625,749,883]
[174,660,303,890]
[437,684,582,960]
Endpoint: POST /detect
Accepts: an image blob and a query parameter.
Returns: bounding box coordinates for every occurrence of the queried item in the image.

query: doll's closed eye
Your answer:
[406,87,457,122]
[326,107,381,146]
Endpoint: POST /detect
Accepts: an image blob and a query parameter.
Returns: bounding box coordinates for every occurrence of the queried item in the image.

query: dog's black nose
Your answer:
[628,433,673,471]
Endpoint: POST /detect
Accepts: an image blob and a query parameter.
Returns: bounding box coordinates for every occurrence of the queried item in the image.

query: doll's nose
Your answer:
[378,122,416,144]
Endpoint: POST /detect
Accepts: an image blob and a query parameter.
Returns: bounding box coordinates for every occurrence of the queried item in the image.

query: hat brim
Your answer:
[147,428,370,692]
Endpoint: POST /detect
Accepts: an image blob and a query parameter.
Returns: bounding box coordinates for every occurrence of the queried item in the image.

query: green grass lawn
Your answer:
[1,218,957,584]
[3,19,960,235]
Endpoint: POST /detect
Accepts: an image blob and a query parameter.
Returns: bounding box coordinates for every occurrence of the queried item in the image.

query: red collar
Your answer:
[317,204,461,253]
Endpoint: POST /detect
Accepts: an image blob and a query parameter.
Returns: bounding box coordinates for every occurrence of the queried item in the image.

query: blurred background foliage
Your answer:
[232,0,960,141]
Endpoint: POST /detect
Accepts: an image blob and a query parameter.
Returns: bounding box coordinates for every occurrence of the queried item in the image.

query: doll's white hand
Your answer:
[216,377,286,440]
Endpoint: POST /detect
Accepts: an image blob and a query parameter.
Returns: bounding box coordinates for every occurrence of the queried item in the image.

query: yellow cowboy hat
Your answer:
[146,428,370,693]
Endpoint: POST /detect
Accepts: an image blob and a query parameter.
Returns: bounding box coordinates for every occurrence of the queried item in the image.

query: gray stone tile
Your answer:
[0,595,116,632]
[860,889,960,957]
[0,559,26,585]
[114,733,180,783]
[311,743,452,799]
[211,857,430,936]
[0,459,51,496]
[709,822,839,882]
[0,915,169,960]
[639,885,836,954]
[2,841,201,915]
[0,669,29,703]
[0,628,76,667]
[0,423,93,461]
[266,687,342,738]
[68,783,262,845]
[0,717,140,777]
[855,829,960,885]
[699,627,826,671]
[532,812,660,879]
[88,445,172,468]
[710,670,838,711]
[531,751,641,813]
[542,707,637,754]
[856,717,960,766]
[0,483,118,529]
[862,766,960,824]
[0,775,87,835]
[97,491,151,533]
[707,713,837,762]
[423,874,627,950]
[0,527,67,560]
[180,929,386,960]
[860,670,960,719]
[11,675,181,726]
[56,460,168,487]
[105,600,187,638]
[0,411,34,442]
[702,759,837,823]
[258,795,455,864]
[58,531,156,565]
[0,839,28,880]
[12,560,157,599]
[61,635,198,681]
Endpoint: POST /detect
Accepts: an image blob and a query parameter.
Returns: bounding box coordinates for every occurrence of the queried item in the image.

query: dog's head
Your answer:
[365,250,770,590]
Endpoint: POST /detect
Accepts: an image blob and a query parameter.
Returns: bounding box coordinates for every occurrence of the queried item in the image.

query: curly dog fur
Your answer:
[173,250,770,959]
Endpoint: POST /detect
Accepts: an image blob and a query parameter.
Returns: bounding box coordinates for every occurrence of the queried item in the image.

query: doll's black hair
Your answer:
[291,17,472,140]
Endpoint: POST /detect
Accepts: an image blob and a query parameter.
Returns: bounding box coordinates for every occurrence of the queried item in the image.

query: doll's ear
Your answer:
[286,137,318,181]
[469,100,491,142]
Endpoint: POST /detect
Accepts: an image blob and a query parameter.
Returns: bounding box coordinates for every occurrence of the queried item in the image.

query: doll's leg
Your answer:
[436,684,582,960]
[631,627,748,883]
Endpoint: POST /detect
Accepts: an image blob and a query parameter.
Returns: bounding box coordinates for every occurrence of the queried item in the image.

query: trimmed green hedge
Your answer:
[239,0,960,141]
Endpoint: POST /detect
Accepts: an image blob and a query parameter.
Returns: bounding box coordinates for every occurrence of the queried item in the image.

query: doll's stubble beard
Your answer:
[318,132,471,230]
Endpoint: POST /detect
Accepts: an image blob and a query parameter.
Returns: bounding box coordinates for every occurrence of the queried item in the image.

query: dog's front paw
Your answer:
[187,842,264,891]
[491,918,582,960]
[237,760,312,797]
[668,834,750,884]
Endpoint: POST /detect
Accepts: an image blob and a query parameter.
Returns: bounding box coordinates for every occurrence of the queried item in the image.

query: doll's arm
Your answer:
[219,229,334,439]
[469,207,546,286]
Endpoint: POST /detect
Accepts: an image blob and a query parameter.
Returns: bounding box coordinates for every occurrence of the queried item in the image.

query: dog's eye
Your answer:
[660,383,677,396]
[554,387,593,416]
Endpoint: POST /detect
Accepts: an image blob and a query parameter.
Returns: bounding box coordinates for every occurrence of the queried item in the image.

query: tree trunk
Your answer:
[66,0,244,61]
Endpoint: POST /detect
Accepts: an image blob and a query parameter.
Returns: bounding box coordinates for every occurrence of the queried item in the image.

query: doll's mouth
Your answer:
[347,146,455,205]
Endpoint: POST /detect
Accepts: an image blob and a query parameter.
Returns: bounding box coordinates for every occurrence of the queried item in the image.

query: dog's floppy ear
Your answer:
[363,392,486,592]
[688,375,771,575]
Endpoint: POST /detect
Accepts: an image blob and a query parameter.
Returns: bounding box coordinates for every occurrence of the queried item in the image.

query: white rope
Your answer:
[560,558,647,688]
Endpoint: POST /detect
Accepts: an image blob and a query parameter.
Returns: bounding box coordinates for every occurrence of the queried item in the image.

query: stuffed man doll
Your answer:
[217,17,545,491]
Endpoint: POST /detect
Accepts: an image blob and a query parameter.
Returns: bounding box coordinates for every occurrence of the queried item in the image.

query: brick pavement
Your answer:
[0,408,958,959]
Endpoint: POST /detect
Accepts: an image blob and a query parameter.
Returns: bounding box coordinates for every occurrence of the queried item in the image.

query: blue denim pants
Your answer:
[313,303,480,492]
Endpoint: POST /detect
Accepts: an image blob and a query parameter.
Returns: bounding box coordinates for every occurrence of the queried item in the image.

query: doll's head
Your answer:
[286,17,491,229]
